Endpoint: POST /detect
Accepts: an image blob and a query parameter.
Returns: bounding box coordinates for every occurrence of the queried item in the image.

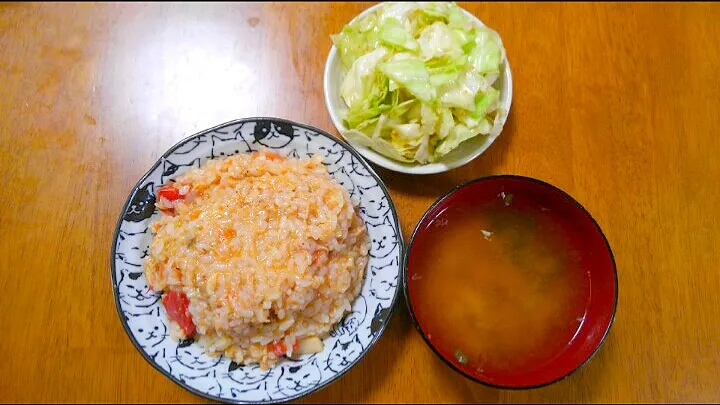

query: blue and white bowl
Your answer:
[111,118,403,403]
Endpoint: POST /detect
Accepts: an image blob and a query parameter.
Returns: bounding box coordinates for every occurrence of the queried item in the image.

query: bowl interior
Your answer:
[323,3,513,175]
[405,176,617,389]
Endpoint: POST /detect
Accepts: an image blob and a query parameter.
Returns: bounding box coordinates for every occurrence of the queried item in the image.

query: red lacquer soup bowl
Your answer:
[404,175,618,389]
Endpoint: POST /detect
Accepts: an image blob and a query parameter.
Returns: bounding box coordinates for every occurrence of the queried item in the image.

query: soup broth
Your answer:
[408,192,590,377]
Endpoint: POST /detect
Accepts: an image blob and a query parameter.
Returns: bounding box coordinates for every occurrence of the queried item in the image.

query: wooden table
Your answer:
[1,2,719,403]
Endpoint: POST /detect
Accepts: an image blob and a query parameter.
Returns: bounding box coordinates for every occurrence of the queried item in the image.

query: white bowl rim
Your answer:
[323,2,513,175]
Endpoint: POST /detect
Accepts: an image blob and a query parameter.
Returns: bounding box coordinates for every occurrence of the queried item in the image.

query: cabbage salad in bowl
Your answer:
[331,2,508,165]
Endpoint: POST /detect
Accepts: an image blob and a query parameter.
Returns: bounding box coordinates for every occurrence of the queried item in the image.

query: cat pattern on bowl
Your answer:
[124,308,167,350]
[172,344,223,372]
[251,120,295,149]
[123,182,156,223]
[324,335,365,373]
[275,358,323,397]
[226,363,275,386]
[117,268,159,309]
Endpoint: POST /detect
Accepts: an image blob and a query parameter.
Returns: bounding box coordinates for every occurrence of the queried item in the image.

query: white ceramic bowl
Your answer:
[323,2,513,175]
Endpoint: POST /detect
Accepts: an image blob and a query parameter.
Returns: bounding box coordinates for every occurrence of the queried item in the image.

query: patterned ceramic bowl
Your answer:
[111,118,403,403]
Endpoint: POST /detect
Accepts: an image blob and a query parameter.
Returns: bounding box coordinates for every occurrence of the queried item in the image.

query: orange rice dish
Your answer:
[144,150,369,369]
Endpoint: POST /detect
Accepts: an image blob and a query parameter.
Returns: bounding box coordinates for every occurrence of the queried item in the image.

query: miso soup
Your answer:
[408,191,590,378]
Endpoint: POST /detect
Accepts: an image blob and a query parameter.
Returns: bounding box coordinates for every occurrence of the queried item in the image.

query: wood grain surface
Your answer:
[1,2,719,403]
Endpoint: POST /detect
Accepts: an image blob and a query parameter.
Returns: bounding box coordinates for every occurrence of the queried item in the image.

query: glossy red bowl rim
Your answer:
[402,174,619,390]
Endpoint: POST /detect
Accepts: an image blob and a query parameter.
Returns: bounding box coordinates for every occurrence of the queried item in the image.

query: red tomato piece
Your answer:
[162,290,196,338]
[157,184,183,201]
[268,341,299,357]
[269,341,287,357]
